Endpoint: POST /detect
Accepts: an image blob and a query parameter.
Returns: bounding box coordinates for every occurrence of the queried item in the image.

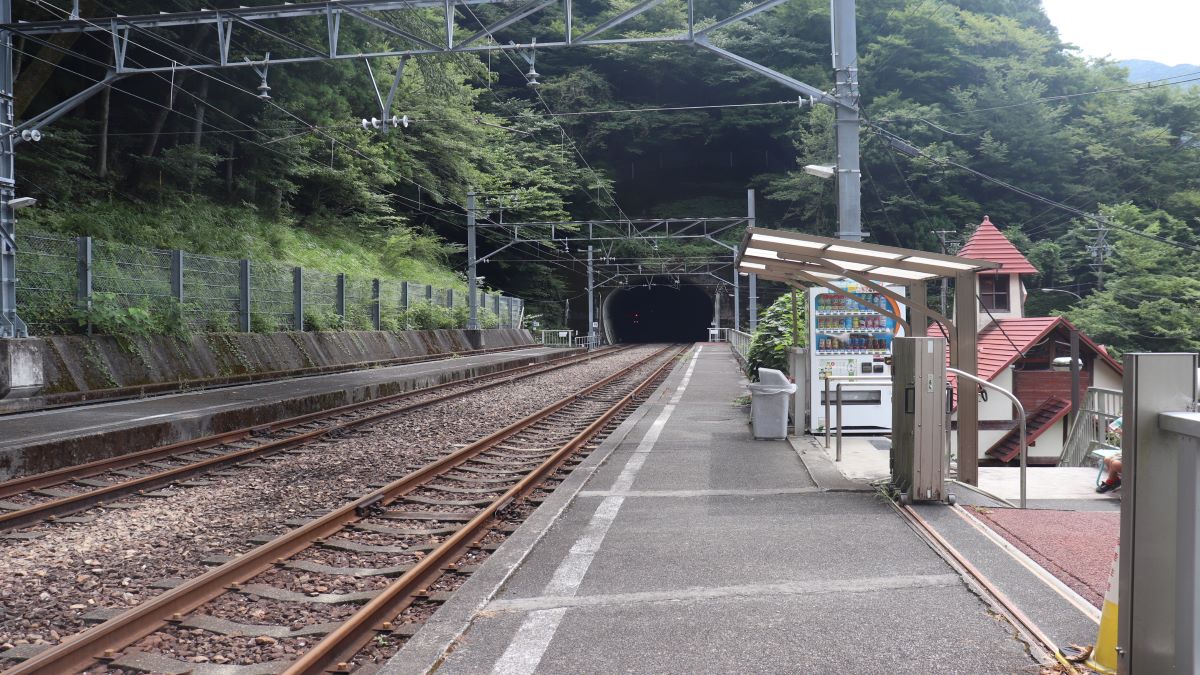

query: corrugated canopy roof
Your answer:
[737,228,999,284]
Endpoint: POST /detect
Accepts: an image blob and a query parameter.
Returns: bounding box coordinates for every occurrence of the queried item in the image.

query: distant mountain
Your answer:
[1119,59,1199,87]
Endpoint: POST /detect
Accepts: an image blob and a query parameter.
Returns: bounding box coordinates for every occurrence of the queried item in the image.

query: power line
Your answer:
[866,122,1200,256]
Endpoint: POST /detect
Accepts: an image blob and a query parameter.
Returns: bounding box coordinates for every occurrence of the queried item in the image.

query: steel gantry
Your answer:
[468,190,764,342]
[0,0,865,337]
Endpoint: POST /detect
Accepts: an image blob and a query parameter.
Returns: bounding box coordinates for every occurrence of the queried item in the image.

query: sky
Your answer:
[1040,0,1200,66]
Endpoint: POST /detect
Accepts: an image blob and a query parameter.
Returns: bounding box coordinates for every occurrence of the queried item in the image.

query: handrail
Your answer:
[834,379,892,461]
[949,367,1028,509]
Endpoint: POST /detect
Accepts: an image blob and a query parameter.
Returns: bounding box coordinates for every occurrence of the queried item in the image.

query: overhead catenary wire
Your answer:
[865,122,1200,256]
[23,1,594,276]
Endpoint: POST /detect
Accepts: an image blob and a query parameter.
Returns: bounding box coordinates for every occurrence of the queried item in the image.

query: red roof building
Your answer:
[958,215,1038,274]
[933,219,1122,465]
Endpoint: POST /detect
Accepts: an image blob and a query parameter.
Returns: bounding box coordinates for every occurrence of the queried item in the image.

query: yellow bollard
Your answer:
[1087,545,1120,674]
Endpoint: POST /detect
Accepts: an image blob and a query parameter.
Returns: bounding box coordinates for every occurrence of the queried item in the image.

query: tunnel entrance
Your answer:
[605,282,713,343]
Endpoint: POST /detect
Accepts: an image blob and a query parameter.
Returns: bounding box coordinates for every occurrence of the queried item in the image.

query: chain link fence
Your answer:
[17,232,76,335]
[15,231,525,336]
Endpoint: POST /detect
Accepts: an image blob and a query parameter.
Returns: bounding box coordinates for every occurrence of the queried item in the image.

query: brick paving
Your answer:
[975,507,1119,608]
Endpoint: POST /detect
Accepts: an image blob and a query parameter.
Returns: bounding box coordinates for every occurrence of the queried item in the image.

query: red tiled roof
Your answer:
[930,316,1123,410]
[958,216,1038,275]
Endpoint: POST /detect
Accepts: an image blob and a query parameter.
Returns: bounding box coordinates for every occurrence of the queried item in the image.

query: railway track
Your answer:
[0,345,634,533]
[2,343,686,674]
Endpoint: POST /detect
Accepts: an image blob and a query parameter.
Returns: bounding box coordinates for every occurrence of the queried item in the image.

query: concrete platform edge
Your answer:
[378,351,685,675]
[788,434,871,492]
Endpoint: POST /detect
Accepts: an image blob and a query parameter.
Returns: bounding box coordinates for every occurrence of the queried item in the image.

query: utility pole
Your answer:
[587,245,595,345]
[831,0,862,242]
[1087,224,1112,291]
[747,188,758,331]
[466,190,478,330]
[732,266,741,331]
[0,0,26,338]
[934,230,960,316]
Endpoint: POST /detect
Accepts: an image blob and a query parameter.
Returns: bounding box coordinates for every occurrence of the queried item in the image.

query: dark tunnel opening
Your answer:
[606,282,713,343]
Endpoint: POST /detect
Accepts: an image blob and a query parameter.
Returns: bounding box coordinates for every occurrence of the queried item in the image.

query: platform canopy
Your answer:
[736,227,998,284]
[735,226,1001,488]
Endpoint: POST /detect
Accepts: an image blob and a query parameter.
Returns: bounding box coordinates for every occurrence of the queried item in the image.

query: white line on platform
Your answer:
[951,505,1102,624]
[577,487,823,498]
[486,574,962,614]
[490,345,702,675]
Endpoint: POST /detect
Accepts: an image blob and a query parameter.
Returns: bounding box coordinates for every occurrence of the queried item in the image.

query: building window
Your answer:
[980,274,1010,311]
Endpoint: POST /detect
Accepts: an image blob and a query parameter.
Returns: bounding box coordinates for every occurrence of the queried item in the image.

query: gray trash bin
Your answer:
[748,368,797,439]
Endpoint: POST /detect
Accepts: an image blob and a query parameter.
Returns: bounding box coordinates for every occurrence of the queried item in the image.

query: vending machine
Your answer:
[809,279,906,433]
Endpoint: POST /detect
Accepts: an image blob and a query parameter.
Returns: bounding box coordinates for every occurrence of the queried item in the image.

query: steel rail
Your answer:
[286,344,687,672]
[5,344,680,675]
[0,346,633,531]
[892,501,1079,674]
[0,345,612,500]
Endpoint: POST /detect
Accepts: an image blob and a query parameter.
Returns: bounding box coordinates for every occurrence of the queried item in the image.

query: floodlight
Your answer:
[802,164,836,179]
[9,197,37,209]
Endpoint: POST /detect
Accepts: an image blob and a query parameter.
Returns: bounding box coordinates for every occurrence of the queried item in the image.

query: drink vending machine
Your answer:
[809,280,906,433]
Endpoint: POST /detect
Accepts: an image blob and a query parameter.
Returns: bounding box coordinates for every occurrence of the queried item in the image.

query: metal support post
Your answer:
[466,190,478,329]
[587,245,595,343]
[908,281,926,337]
[1121,353,1200,675]
[747,188,758,330]
[0,0,26,337]
[446,288,454,308]
[238,259,251,332]
[953,270,979,484]
[733,267,741,331]
[170,250,184,305]
[831,0,862,242]
[1070,329,1080,416]
[425,284,433,304]
[293,267,304,331]
[400,280,409,311]
[749,273,758,332]
[76,236,92,334]
[371,278,381,330]
[335,273,346,322]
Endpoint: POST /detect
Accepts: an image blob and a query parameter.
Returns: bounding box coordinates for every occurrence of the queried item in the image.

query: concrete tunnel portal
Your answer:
[603,281,714,343]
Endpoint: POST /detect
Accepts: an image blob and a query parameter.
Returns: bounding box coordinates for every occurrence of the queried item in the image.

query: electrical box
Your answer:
[890,337,949,504]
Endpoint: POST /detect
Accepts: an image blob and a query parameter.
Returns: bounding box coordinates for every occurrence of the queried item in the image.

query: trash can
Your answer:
[748,368,797,440]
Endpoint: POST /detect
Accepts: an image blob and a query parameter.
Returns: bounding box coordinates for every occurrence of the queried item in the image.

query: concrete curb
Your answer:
[379,354,684,675]
[788,435,873,492]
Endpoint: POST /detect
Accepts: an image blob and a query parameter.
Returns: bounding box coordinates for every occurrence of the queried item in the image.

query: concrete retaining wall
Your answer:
[4,328,534,413]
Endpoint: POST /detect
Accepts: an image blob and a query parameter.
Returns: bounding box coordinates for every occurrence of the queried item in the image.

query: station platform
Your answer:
[385,345,1040,674]
[0,346,569,481]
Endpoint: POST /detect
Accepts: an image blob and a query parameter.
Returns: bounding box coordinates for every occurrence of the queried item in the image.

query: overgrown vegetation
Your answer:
[10,1,1200,349]
[746,293,807,379]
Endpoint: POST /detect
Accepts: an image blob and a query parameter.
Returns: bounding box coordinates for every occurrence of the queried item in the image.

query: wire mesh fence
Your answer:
[92,238,173,306]
[17,232,76,335]
[343,275,375,330]
[14,231,524,335]
[251,261,296,332]
[182,253,240,332]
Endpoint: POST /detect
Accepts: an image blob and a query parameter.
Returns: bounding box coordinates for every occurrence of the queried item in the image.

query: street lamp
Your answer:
[802,164,836,179]
[1036,287,1083,301]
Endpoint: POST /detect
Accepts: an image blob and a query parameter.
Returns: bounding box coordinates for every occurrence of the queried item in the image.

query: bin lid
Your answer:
[757,368,790,385]
[748,368,796,394]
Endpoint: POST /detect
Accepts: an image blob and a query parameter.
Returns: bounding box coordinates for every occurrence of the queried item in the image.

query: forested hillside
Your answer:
[11,0,1200,350]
